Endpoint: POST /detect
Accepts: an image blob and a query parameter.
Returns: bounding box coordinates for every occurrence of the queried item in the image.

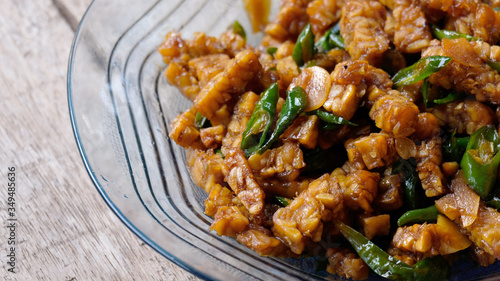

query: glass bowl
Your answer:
[68,0,500,280]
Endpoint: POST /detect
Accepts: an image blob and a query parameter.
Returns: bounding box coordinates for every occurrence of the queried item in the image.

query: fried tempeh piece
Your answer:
[429,100,496,135]
[169,106,204,149]
[369,90,420,138]
[324,60,393,119]
[340,0,390,66]
[306,0,344,35]
[393,1,432,53]
[264,0,312,41]
[333,168,380,213]
[345,132,398,170]
[194,49,262,126]
[272,173,344,254]
[326,247,370,280]
[415,138,447,197]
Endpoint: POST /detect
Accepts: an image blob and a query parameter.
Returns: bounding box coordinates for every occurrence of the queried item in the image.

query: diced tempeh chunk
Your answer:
[326,248,369,280]
[194,50,262,126]
[340,0,390,66]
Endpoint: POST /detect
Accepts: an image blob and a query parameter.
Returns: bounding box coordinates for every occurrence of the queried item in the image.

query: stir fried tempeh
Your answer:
[161,0,500,279]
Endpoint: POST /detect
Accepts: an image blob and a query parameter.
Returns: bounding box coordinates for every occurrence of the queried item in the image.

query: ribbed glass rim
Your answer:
[66,1,216,280]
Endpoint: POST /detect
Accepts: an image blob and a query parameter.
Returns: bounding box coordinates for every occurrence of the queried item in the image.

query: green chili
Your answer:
[266,47,278,57]
[487,60,500,72]
[307,109,357,127]
[215,148,225,159]
[443,131,469,163]
[392,157,420,210]
[256,86,308,155]
[275,196,292,207]
[315,22,345,52]
[241,83,279,157]
[422,79,465,108]
[194,112,210,129]
[232,21,246,41]
[487,196,500,210]
[460,125,500,199]
[397,205,440,226]
[487,186,500,209]
[293,23,315,67]
[337,222,450,281]
[429,24,481,41]
[392,56,452,88]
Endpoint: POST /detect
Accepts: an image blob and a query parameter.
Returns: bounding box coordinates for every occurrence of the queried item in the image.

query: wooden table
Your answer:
[1,1,200,280]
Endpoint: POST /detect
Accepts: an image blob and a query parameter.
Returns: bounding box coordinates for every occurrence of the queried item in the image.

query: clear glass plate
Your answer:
[68,0,500,280]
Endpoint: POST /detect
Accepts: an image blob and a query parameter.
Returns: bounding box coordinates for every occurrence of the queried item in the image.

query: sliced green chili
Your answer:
[392,157,420,210]
[266,47,278,57]
[307,109,357,126]
[487,60,500,72]
[256,86,308,155]
[487,185,500,209]
[293,23,315,67]
[397,205,440,226]
[429,24,481,41]
[275,196,292,207]
[321,122,341,130]
[434,91,465,104]
[315,22,345,52]
[195,112,210,129]
[487,196,500,210]
[241,83,279,157]
[337,222,450,281]
[422,79,466,108]
[443,131,469,163]
[215,148,225,159]
[460,125,500,199]
[392,56,452,88]
[232,20,246,41]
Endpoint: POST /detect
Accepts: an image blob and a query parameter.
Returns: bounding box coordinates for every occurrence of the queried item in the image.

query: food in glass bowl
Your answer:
[158,0,500,279]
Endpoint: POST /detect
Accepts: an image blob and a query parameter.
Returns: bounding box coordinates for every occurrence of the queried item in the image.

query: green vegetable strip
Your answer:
[293,23,315,67]
[487,196,500,210]
[275,196,292,207]
[422,79,465,108]
[429,24,481,41]
[421,79,433,108]
[315,22,345,52]
[487,60,500,72]
[194,112,209,129]
[460,125,500,199]
[392,158,419,210]
[443,131,469,163]
[392,56,452,88]
[241,83,279,157]
[232,21,246,41]
[256,86,308,155]
[266,47,278,56]
[215,148,225,159]
[308,109,357,126]
[337,222,450,281]
[434,91,465,104]
[397,205,440,226]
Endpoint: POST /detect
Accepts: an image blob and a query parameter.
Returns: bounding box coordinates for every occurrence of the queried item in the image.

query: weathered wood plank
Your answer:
[52,0,93,31]
[0,0,200,280]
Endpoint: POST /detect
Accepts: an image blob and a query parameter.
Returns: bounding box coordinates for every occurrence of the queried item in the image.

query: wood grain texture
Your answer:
[0,0,200,280]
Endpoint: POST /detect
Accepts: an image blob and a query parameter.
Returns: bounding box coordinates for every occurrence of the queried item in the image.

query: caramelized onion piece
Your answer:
[288,66,332,112]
